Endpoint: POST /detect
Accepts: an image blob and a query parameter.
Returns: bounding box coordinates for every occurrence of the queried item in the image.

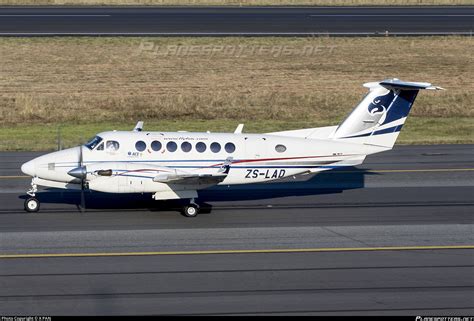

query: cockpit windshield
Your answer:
[85,136,103,150]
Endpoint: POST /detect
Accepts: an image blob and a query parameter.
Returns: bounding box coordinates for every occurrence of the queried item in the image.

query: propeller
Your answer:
[79,144,86,213]
[68,144,87,213]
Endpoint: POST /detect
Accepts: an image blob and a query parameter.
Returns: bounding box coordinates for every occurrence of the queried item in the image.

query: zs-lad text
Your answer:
[245,169,286,179]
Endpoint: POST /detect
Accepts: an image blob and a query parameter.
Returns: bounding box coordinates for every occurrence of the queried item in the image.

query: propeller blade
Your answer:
[80,186,86,213]
[79,144,83,167]
[79,144,86,212]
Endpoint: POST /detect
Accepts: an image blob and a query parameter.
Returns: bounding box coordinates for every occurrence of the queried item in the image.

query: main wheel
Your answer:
[183,204,199,217]
[24,197,40,213]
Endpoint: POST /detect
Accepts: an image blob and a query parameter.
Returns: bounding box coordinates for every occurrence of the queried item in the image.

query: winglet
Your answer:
[133,121,144,132]
[234,124,244,134]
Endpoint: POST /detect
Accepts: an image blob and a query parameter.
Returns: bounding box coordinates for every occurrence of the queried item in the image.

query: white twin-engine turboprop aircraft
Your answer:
[21,79,443,216]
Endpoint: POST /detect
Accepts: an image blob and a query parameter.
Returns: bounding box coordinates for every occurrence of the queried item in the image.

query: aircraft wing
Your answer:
[152,172,228,184]
[152,157,232,185]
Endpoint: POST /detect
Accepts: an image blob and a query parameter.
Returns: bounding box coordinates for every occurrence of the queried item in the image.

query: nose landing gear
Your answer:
[24,180,40,213]
[25,197,40,213]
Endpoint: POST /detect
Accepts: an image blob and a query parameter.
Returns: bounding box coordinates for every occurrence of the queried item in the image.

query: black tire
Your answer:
[183,205,199,217]
[24,197,40,213]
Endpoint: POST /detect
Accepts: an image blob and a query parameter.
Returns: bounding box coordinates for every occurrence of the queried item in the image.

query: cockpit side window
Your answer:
[96,142,104,151]
[85,136,103,150]
[106,140,120,152]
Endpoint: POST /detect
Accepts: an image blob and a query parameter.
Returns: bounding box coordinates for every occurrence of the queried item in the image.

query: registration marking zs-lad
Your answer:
[245,169,286,179]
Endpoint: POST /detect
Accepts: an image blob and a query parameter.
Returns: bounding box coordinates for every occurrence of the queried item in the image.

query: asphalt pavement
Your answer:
[0,6,472,36]
[0,144,472,315]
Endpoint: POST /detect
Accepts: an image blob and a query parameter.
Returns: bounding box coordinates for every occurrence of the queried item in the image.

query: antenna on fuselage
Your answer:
[234,124,244,134]
[133,121,144,132]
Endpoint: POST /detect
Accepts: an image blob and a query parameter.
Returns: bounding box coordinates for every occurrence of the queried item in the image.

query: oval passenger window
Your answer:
[151,140,162,151]
[225,142,236,153]
[167,141,178,152]
[196,142,206,153]
[135,141,146,152]
[181,142,192,153]
[210,142,221,153]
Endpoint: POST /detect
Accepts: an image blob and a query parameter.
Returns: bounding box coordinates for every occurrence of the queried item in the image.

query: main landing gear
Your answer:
[24,180,40,213]
[182,199,200,218]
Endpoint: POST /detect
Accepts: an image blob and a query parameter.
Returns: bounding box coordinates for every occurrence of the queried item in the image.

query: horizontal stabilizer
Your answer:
[364,78,444,91]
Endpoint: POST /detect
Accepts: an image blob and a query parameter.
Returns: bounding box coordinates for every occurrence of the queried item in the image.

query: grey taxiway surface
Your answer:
[0,6,472,36]
[0,144,473,315]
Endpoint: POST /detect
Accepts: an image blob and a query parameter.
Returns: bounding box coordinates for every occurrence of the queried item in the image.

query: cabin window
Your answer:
[151,140,162,152]
[85,136,103,150]
[135,141,146,152]
[167,141,177,152]
[225,142,236,153]
[275,144,286,153]
[196,142,206,153]
[210,142,221,153]
[181,142,192,153]
[96,142,104,151]
[106,141,120,152]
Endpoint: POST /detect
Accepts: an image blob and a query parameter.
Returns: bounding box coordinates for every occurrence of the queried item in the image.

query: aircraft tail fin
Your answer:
[332,78,443,149]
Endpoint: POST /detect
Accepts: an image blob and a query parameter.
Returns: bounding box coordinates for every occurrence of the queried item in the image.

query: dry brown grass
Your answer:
[0,37,472,128]
[2,0,473,5]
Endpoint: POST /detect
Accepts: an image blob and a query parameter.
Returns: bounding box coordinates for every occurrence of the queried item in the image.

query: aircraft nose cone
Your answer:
[21,160,35,177]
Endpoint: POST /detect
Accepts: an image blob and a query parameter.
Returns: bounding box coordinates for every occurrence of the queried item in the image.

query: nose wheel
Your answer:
[24,180,40,213]
[25,197,40,213]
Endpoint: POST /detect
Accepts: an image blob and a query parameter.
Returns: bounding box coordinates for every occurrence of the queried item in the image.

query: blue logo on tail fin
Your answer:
[367,90,418,126]
[367,91,395,116]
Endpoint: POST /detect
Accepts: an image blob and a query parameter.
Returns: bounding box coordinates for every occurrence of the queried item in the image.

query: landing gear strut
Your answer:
[182,198,200,218]
[24,180,40,213]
